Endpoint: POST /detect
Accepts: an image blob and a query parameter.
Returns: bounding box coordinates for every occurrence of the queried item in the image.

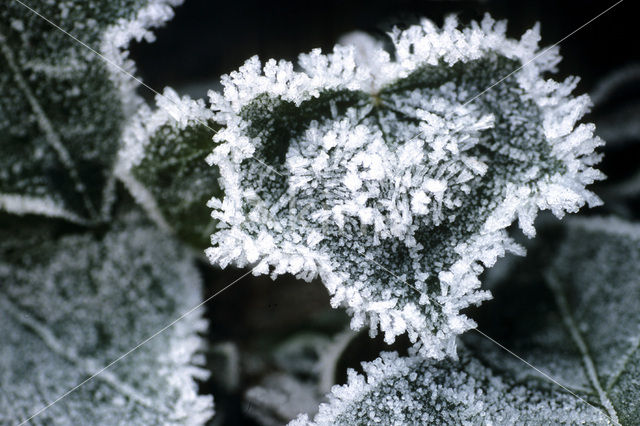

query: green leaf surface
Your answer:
[117,88,221,250]
[0,212,214,424]
[466,216,640,425]
[0,0,180,223]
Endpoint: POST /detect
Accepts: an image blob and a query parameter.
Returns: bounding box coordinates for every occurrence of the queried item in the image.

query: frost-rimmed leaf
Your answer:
[465,216,640,425]
[0,213,214,424]
[117,88,221,249]
[206,15,603,358]
[291,350,607,425]
[0,0,181,223]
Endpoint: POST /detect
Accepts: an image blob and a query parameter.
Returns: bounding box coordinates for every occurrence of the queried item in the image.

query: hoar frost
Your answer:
[291,350,607,425]
[206,16,603,358]
[117,87,221,250]
[0,0,183,223]
[0,213,213,424]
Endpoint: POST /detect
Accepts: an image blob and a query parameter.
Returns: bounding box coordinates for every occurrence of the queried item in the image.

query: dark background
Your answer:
[131,0,632,96]
[129,1,639,424]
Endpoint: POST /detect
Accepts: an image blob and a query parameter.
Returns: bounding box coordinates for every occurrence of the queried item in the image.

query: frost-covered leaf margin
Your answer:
[291,350,607,425]
[206,15,603,358]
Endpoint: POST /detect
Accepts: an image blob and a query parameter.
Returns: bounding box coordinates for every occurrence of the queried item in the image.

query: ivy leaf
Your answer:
[0,0,181,223]
[294,215,640,425]
[117,88,222,250]
[206,16,603,358]
[0,212,214,424]
[464,216,640,425]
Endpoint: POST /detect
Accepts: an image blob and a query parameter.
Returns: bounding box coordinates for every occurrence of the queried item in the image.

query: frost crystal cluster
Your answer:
[206,16,603,357]
[291,350,606,425]
[0,213,214,424]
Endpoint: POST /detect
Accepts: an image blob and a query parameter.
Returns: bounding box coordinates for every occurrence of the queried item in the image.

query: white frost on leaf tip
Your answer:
[101,0,185,118]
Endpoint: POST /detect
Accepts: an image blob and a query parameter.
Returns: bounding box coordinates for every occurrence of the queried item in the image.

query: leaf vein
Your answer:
[547,273,620,425]
[0,296,166,414]
[0,32,97,219]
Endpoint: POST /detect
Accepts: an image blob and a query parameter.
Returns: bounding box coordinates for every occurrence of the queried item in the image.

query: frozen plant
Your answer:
[203,15,603,358]
[0,0,183,223]
[2,1,638,424]
[293,216,640,424]
[0,212,213,424]
[0,1,214,423]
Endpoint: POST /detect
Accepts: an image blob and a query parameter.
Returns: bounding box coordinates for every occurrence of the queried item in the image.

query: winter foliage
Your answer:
[467,216,640,425]
[243,330,356,424]
[0,0,181,223]
[291,350,607,425]
[205,16,603,358]
[0,212,214,425]
[295,216,640,425]
[117,87,222,249]
[3,0,637,423]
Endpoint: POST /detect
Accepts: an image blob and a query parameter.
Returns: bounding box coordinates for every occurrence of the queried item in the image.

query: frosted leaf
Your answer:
[206,16,603,358]
[117,87,221,250]
[0,0,181,223]
[243,329,358,425]
[0,212,214,424]
[292,349,607,425]
[465,216,640,425]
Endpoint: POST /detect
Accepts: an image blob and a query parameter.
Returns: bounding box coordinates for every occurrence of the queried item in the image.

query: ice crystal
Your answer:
[291,349,607,425]
[295,215,640,424]
[0,0,181,223]
[0,212,214,424]
[466,216,640,425]
[117,88,221,249]
[206,16,603,358]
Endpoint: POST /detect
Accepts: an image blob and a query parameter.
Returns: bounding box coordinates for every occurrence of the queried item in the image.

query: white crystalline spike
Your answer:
[343,172,362,192]
[424,179,447,195]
